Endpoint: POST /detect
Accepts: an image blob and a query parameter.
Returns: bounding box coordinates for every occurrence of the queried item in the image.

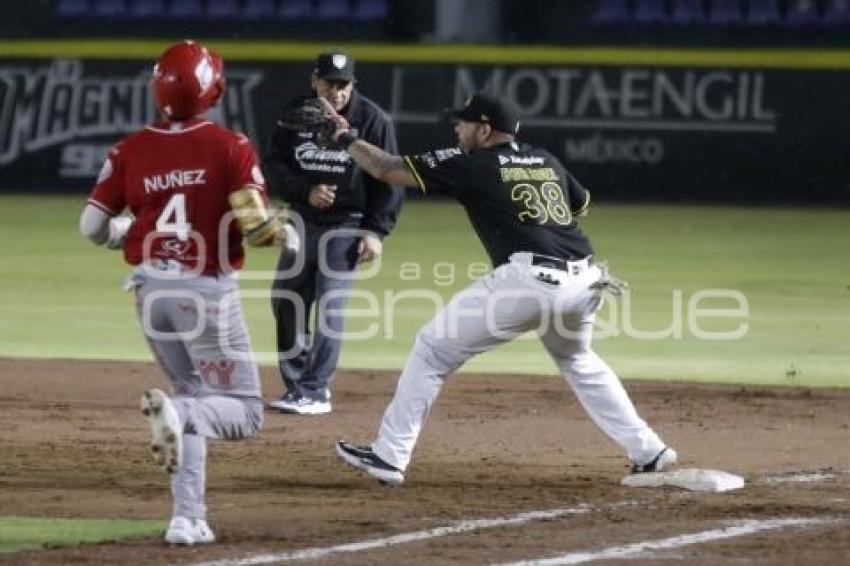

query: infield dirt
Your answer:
[1,358,848,564]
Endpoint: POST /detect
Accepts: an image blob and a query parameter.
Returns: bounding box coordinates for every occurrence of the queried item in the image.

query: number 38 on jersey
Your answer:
[510,181,572,226]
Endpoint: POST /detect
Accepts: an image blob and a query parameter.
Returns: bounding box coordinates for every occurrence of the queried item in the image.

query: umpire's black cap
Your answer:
[448,93,521,134]
[314,50,356,82]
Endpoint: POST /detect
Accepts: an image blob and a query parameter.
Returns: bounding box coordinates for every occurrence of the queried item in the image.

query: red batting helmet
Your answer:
[153,40,223,120]
[208,49,226,108]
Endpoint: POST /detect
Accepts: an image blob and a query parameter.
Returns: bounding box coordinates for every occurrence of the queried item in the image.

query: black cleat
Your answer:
[335,441,404,486]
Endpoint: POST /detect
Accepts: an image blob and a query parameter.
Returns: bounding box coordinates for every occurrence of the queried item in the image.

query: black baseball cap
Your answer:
[314,50,356,82]
[448,93,521,134]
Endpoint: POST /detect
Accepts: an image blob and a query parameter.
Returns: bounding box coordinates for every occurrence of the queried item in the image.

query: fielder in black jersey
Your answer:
[329,93,676,485]
[404,141,592,267]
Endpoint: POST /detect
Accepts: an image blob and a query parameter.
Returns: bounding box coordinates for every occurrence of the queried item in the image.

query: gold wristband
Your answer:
[228,187,283,246]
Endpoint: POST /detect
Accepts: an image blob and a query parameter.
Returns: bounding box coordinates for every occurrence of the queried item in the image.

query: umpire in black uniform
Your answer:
[264,50,402,415]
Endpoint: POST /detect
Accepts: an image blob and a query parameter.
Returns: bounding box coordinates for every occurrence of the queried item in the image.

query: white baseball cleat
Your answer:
[631,447,678,474]
[140,388,182,474]
[164,516,215,545]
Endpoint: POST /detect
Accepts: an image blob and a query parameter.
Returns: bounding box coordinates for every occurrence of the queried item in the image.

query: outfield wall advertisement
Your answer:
[2,52,848,203]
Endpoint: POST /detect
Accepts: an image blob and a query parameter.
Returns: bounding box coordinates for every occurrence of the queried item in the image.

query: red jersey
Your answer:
[87,118,267,275]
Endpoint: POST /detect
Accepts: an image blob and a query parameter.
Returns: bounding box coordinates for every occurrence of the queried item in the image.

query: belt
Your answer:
[531,253,592,275]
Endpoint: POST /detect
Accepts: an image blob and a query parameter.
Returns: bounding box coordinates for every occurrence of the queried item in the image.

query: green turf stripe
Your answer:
[2,40,850,69]
[0,516,165,554]
[3,197,849,387]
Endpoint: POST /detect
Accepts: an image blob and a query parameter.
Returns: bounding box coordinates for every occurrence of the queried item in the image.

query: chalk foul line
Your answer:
[195,506,592,566]
[194,470,843,566]
[498,517,838,565]
[759,472,838,485]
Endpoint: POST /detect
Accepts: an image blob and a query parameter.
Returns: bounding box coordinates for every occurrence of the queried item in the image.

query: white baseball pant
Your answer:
[372,252,666,472]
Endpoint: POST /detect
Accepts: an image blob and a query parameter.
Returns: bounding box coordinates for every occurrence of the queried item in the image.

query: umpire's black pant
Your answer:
[271,217,361,402]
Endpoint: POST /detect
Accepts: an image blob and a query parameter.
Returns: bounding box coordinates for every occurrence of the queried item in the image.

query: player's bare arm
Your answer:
[346,140,417,188]
[315,97,417,187]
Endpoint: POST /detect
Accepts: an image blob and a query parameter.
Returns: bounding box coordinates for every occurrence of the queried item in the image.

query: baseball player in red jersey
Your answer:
[79,41,297,545]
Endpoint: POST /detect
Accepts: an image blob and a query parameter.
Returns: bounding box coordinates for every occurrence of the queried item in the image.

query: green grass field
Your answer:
[0,517,164,554]
[2,195,848,387]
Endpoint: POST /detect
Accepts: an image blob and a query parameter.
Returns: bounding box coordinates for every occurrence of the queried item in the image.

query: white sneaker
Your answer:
[273,395,332,415]
[268,392,297,411]
[140,389,182,474]
[164,516,215,545]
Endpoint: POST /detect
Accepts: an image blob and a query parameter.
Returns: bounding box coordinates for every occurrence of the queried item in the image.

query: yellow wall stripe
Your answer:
[2,40,850,70]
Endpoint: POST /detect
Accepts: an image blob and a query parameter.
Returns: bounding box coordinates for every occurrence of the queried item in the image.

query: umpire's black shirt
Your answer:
[404,141,593,267]
[263,91,402,236]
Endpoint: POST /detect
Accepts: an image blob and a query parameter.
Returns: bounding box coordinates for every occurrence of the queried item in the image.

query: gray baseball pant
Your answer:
[130,268,263,519]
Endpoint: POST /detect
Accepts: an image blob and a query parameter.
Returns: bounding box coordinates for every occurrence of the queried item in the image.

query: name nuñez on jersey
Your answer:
[144,169,207,193]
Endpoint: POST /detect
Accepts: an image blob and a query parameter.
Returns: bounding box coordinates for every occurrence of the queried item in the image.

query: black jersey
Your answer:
[403,141,593,267]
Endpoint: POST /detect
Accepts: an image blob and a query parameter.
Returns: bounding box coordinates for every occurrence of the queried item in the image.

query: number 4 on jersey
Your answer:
[156,194,192,241]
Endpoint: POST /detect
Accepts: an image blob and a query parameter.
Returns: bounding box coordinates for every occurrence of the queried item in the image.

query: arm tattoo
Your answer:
[349,141,406,180]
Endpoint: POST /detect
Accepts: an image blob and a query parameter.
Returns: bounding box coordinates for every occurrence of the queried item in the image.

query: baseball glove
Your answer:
[589,261,629,296]
[276,98,340,146]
